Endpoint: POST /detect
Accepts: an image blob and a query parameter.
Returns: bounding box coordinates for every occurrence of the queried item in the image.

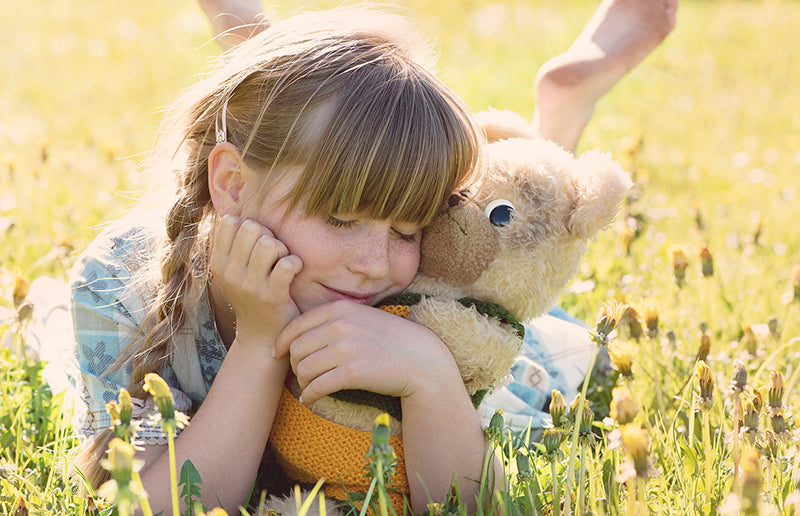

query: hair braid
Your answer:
[129,143,214,398]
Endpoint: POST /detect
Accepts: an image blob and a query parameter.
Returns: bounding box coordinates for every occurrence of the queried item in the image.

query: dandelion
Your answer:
[767,315,780,339]
[695,361,715,411]
[10,495,28,516]
[107,388,134,443]
[608,340,635,378]
[699,245,714,277]
[671,246,689,287]
[741,448,762,516]
[610,385,638,426]
[751,387,763,413]
[762,430,780,460]
[568,394,595,515]
[727,360,748,485]
[98,438,146,516]
[549,389,567,428]
[694,360,715,504]
[365,413,397,516]
[616,424,653,514]
[143,373,187,516]
[728,360,747,395]
[569,394,595,437]
[620,305,643,341]
[770,409,788,436]
[542,426,567,516]
[742,398,760,445]
[740,325,758,356]
[643,300,659,339]
[12,275,29,307]
[750,211,763,246]
[697,331,711,362]
[792,264,800,301]
[593,300,628,346]
[768,370,784,412]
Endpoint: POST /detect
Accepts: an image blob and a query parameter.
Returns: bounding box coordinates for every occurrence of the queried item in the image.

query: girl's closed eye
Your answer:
[327,215,419,242]
[326,215,355,229]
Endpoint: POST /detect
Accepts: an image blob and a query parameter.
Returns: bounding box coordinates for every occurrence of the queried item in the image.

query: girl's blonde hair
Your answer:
[80,8,482,486]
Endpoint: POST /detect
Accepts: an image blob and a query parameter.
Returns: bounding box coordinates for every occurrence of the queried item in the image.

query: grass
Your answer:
[2,0,800,514]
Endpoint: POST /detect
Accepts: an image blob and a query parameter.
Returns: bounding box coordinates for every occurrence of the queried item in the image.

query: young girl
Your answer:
[69,9,494,513]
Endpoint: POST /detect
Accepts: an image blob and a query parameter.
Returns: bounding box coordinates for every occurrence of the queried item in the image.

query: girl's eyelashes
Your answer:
[326,216,355,229]
[326,215,419,242]
[391,228,419,242]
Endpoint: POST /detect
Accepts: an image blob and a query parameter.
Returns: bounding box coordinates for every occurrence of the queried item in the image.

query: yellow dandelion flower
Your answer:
[620,424,650,478]
[608,340,635,377]
[643,299,659,338]
[670,246,689,286]
[699,244,714,277]
[610,385,639,426]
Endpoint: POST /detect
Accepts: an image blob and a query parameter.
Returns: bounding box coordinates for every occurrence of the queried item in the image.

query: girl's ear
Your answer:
[208,142,246,217]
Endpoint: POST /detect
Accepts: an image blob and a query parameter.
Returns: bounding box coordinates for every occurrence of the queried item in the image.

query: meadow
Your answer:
[1,0,799,514]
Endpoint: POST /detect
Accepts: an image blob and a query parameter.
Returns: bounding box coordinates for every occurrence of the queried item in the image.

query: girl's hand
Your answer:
[210,216,303,349]
[274,300,460,405]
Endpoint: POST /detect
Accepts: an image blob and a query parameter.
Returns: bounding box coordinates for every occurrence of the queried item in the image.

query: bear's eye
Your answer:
[484,199,515,227]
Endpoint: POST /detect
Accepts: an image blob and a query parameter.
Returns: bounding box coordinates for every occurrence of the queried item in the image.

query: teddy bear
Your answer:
[265,109,632,514]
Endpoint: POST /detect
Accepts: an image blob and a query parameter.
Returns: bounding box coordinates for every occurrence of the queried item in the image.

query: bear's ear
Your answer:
[474,109,538,143]
[568,150,632,239]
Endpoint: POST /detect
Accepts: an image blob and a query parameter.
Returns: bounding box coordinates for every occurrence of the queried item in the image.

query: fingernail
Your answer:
[298,394,305,404]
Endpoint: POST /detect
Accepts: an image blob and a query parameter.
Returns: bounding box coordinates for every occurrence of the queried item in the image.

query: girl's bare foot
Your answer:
[533,0,678,151]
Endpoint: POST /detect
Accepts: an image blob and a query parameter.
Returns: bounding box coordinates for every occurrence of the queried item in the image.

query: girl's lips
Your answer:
[324,286,376,305]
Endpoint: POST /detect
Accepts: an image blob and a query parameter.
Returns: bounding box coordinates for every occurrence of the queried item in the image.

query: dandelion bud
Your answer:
[767,315,780,339]
[143,373,175,423]
[792,264,800,301]
[671,246,689,287]
[549,389,567,427]
[16,302,34,324]
[485,410,505,444]
[741,325,758,356]
[594,300,628,345]
[741,448,762,513]
[620,424,650,478]
[608,340,635,378]
[515,452,532,477]
[666,329,677,347]
[768,370,785,410]
[101,438,136,486]
[12,275,29,307]
[610,385,639,426]
[698,332,711,362]
[372,413,391,448]
[569,395,594,435]
[771,410,788,435]
[621,305,643,341]
[643,300,659,338]
[763,430,780,460]
[542,427,565,455]
[743,399,759,433]
[694,360,715,410]
[729,360,748,394]
[750,211,763,245]
[699,245,714,277]
[10,495,28,516]
[751,388,763,413]
[620,225,636,255]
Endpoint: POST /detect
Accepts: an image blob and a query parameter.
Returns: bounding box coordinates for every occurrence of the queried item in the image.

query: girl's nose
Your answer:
[348,228,391,280]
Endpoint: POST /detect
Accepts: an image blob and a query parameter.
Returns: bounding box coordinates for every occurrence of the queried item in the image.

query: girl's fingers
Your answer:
[299,369,345,405]
[227,219,271,270]
[267,254,303,295]
[210,215,241,270]
[293,345,339,391]
[246,235,289,282]
[274,302,339,358]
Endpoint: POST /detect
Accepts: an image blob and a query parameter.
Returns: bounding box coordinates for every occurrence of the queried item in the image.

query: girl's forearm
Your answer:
[139,339,288,513]
[401,373,499,513]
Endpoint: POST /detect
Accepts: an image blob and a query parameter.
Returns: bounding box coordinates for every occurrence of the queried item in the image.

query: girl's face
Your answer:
[241,167,423,313]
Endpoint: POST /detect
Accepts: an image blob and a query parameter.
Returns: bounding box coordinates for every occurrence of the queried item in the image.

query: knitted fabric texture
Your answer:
[270,386,409,512]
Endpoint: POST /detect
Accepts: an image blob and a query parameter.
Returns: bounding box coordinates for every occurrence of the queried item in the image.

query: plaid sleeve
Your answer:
[68,226,159,441]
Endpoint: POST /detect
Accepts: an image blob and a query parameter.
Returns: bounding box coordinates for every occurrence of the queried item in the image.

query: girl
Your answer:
[69,8,494,513]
